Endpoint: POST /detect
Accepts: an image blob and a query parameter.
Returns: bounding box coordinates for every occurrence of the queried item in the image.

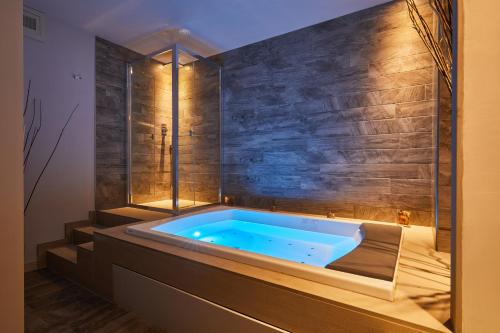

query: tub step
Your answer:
[47,244,77,264]
[64,219,91,243]
[73,225,104,244]
[77,241,94,253]
[76,242,95,289]
[46,245,78,281]
[47,242,96,290]
[42,206,172,295]
[96,207,172,227]
[36,239,69,270]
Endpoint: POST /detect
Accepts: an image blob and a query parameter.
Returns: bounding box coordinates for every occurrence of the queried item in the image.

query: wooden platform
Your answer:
[97,207,172,227]
[43,206,173,291]
[94,209,452,333]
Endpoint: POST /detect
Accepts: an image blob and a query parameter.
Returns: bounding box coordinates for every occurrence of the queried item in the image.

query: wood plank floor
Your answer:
[25,269,165,333]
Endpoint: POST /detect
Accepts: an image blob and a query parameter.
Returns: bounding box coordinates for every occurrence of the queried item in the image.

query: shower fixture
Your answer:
[126,43,222,213]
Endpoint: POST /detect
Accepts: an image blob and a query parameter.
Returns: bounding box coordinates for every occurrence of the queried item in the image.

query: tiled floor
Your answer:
[25,269,165,333]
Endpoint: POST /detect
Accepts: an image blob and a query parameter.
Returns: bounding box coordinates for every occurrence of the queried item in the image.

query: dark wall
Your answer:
[95,38,142,209]
[221,0,438,226]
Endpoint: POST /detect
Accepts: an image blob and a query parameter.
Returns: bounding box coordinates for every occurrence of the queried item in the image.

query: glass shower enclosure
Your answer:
[126,44,221,213]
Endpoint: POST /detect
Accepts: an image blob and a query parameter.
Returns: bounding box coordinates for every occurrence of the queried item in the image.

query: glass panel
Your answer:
[127,45,220,212]
[178,50,220,210]
[129,59,172,208]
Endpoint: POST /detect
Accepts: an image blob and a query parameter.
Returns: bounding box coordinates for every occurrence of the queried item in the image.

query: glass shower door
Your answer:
[178,53,196,209]
[127,44,221,213]
[177,49,221,209]
[128,59,172,208]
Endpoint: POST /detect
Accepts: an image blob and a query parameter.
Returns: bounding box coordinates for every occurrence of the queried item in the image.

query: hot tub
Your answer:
[126,207,403,300]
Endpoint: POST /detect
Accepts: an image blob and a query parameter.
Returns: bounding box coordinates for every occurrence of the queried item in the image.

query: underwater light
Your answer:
[193,231,201,237]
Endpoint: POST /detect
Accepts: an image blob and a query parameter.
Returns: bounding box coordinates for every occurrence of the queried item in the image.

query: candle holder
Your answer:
[223,195,234,206]
[398,210,411,227]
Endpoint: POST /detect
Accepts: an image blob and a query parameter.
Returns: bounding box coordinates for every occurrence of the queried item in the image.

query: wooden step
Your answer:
[47,243,97,291]
[64,220,91,243]
[96,207,172,227]
[43,207,171,294]
[76,241,95,290]
[47,244,77,264]
[37,239,69,270]
[46,244,78,281]
[77,241,94,252]
[73,225,104,244]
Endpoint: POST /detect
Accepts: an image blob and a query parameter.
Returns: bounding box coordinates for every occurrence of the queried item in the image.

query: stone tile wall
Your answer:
[95,38,142,209]
[220,0,444,228]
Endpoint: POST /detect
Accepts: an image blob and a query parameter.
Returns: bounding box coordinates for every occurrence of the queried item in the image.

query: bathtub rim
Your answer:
[126,206,403,301]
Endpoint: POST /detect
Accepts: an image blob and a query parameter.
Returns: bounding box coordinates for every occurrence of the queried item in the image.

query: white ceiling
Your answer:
[25,0,391,56]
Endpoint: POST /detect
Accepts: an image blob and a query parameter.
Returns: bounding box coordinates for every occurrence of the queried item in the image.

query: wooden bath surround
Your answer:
[93,209,451,333]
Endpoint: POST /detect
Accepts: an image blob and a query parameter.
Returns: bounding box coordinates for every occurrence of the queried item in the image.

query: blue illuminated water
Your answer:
[168,219,359,267]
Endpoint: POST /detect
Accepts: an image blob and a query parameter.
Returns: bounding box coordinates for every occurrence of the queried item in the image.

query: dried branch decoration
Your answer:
[406,0,452,92]
[23,79,80,214]
[24,103,79,213]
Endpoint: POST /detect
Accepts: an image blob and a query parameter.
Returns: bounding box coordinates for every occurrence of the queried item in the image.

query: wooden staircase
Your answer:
[41,207,172,292]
